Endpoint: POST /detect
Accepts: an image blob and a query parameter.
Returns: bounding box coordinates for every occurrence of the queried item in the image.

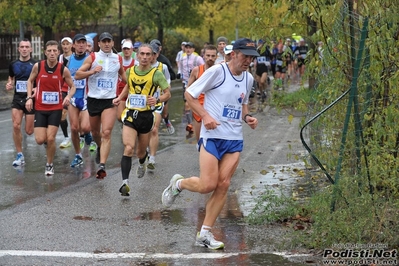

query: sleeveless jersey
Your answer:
[295,45,308,59]
[187,63,253,140]
[87,50,121,99]
[68,53,89,99]
[9,58,36,99]
[126,66,158,112]
[59,54,71,93]
[35,60,64,111]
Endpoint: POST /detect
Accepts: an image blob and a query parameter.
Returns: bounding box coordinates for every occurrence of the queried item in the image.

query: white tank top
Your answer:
[187,63,253,140]
[87,50,121,99]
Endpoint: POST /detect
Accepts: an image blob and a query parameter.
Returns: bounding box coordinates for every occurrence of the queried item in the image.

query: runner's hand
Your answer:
[246,116,258,129]
[202,114,220,130]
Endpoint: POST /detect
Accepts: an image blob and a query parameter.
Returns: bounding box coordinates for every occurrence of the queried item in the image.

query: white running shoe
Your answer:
[161,174,184,208]
[195,231,225,250]
[12,153,25,166]
[45,164,54,176]
[59,137,71,148]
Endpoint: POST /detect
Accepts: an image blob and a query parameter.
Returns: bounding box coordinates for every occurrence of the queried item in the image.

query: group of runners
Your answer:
[6,34,260,250]
[253,37,309,98]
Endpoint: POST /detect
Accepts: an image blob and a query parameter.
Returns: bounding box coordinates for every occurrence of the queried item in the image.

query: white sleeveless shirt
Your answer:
[87,50,121,99]
[187,63,253,140]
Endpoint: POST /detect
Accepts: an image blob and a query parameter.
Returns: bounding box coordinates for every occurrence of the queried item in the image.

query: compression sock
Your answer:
[121,155,132,180]
[163,114,170,124]
[60,119,68,138]
[138,151,148,165]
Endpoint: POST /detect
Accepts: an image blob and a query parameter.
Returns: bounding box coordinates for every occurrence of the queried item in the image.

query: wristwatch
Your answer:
[26,96,33,101]
[156,98,161,104]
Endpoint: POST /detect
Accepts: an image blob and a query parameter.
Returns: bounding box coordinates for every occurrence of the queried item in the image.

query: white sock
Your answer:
[123,179,128,185]
[176,179,182,191]
[200,225,212,237]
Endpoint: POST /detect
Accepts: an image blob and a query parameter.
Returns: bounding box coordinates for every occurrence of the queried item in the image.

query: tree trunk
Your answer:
[43,26,54,46]
[209,29,214,45]
[157,27,164,45]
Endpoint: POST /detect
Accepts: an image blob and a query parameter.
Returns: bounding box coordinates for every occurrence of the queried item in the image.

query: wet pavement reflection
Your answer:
[0,87,192,211]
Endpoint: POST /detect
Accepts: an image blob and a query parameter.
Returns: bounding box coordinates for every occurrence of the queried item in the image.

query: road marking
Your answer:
[0,118,11,123]
[0,250,240,259]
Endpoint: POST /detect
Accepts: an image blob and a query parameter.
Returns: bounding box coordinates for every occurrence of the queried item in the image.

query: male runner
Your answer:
[147,43,171,170]
[25,40,76,175]
[161,38,258,249]
[113,43,171,196]
[75,32,127,179]
[186,44,217,142]
[67,34,93,167]
[6,39,36,167]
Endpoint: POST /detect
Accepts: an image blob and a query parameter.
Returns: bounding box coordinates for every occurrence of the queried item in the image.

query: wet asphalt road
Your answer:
[0,83,312,265]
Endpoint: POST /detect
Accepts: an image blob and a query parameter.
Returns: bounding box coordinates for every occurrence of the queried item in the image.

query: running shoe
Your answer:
[95,147,101,164]
[12,153,25,167]
[79,137,85,149]
[166,122,175,134]
[59,137,71,148]
[119,183,130,196]
[195,231,225,250]
[70,154,83,168]
[161,174,184,208]
[96,164,106,179]
[137,164,147,178]
[84,133,93,145]
[147,157,155,171]
[45,163,54,176]
[89,141,97,152]
[186,124,193,133]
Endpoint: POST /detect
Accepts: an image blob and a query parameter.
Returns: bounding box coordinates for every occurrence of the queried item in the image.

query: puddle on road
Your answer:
[238,163,318,217]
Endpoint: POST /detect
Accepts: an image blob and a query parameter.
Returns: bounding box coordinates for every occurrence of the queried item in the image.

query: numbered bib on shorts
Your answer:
[127,94,146,109]
[16,80,27,93]
[276,60,283,66]
[257,56,266,64]
[300,54,307,59]
[97,78,114,91]
[42,91,59,104]
[221,103,242,123]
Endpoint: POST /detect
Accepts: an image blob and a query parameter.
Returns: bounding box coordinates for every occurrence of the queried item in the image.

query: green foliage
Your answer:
[250,0,399,250]
[246,186,299,224]
[272,87,314,111]
[0,0,113,41]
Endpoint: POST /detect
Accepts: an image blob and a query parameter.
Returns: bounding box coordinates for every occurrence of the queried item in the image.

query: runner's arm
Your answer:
[25,63,39,111]
[5,76,14,90]
[186,66,199,88]
[63,67,76,101]
[75,56,98,80]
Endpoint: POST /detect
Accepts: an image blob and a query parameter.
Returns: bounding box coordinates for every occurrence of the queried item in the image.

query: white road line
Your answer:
[0,250,240,259]
[0,118,11,123]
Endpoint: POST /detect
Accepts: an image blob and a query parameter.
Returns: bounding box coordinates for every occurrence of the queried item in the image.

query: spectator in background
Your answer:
[176,41,186,78]
[215,36,228,64]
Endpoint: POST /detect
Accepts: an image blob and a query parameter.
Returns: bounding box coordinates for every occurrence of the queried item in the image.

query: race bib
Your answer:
[73,78,86,89]
[16,80,27,93]
[257,56,266,64]
[42,91,59,104]
[221,103,241,123]
[128,94,146,109]
[301,54,307,59]
[97,78,114,91]
[276,60,283,66]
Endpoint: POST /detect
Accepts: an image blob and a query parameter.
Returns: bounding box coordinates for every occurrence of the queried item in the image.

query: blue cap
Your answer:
[232,38,259,56]
[133,41,142,49]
